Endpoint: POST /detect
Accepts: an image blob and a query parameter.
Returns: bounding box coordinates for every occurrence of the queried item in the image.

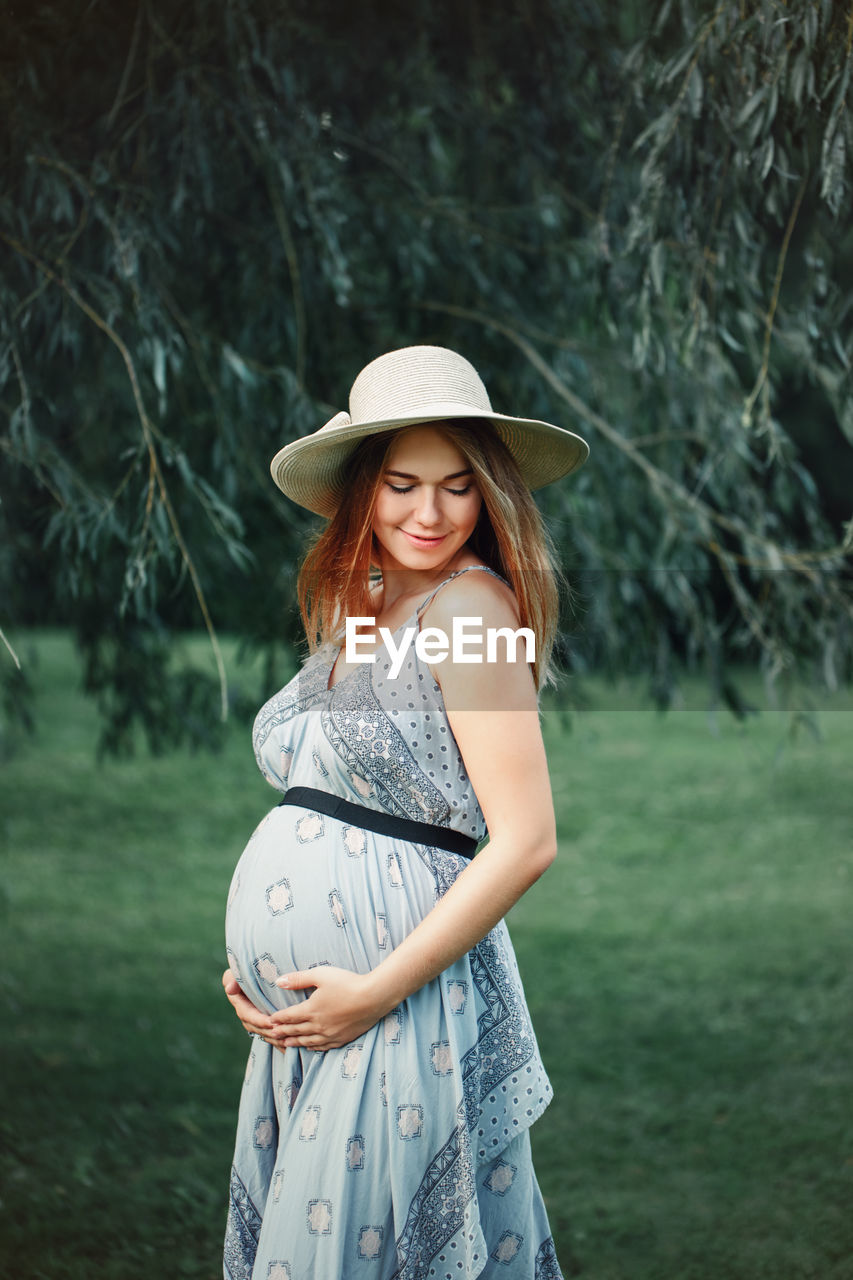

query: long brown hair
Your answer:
[297,420,563,688]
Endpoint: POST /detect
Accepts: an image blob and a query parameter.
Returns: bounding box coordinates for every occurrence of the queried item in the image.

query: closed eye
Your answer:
[385,483,473,496]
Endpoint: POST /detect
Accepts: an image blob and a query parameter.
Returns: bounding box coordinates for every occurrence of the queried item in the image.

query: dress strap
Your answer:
[415,565,509,617]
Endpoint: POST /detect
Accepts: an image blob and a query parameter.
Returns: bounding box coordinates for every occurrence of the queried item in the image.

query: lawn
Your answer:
[1,632,851,1279]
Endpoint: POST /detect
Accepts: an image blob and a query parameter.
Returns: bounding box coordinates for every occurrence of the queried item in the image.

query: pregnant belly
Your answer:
[224,805,449,1014]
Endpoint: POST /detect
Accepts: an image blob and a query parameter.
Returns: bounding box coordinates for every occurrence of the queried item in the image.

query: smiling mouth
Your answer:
[401,531,448,546]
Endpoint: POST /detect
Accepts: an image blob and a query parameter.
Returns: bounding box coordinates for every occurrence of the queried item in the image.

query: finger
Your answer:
[269,1005,304,1024]
[271,1019,316,1038]
[282,1034,328,1049]
[268,1003,312,1024]
[255,1028,296,1050]
[276,970,320,992]
[232,1002,275,1033]
[227,989,263,1014]
[269,1001,320,1026]
[270,1001,322,1026]
[250,1027,284,1045]
[225,987,273,1020]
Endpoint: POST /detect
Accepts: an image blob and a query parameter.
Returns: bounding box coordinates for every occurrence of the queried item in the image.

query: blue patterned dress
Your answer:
[223,567,563,1280]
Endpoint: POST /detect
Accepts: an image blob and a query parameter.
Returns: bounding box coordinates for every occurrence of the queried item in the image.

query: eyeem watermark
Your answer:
[345,616,535,680]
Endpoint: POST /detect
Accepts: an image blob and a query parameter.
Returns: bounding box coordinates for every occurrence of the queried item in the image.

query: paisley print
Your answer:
[223,568,563,1279]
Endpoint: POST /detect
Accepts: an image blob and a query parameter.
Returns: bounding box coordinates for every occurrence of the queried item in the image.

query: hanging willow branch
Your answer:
[2,0,850,745]
[421,301,852,572]
[741,174,808,429]
[0,228,230,721]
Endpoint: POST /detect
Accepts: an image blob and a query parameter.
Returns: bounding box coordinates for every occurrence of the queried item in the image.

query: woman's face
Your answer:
[372,425,483,574]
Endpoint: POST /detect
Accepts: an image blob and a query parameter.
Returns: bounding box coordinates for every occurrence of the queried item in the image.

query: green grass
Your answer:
[2,632,852,1279]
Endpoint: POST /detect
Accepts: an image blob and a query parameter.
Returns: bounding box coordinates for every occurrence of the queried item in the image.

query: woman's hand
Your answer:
[222,965,387,1053]
[269,966,389,1051]
[222,967,280,1046]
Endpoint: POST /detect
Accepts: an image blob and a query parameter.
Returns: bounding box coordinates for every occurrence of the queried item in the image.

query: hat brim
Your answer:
[271,405,589,517]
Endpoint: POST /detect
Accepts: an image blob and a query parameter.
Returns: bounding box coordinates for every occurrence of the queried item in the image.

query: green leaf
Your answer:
[222,344,259,386]
[649,241,665,295]
[688,64,703,118]
[759,136,775,181]
[735,86,766,130]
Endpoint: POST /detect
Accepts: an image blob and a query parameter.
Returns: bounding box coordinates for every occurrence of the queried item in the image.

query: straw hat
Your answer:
[270,345,589,517]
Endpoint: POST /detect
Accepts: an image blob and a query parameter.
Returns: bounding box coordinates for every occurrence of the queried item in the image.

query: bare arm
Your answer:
[268,573,557,1050]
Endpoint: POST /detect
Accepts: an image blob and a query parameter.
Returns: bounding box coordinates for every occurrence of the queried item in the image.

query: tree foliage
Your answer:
[2,0,851,749]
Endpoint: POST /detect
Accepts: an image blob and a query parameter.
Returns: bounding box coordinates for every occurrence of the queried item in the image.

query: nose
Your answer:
[413,486,442,527]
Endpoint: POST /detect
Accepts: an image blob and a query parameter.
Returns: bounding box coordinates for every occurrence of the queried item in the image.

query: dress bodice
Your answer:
[251,566,508,842]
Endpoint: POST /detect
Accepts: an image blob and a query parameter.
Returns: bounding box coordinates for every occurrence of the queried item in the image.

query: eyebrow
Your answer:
[384,468,474,481]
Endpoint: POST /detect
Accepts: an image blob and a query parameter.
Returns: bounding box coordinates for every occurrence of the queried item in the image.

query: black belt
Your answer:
[278,786,478,859]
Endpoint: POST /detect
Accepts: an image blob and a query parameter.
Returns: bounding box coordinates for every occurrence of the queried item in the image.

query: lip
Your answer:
[400,530,448,549]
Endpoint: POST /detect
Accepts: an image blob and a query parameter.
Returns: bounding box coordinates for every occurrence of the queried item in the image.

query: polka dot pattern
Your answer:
[225,567,561,1279]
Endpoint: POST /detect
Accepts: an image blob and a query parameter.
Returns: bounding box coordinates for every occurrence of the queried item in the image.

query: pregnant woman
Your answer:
[221,345,588,1280]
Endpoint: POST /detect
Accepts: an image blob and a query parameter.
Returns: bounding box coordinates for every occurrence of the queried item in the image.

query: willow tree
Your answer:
[1,0,851,749]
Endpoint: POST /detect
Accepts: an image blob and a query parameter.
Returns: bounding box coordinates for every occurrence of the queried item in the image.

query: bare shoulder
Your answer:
[421,568,536,712]
[421,567,520,631]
